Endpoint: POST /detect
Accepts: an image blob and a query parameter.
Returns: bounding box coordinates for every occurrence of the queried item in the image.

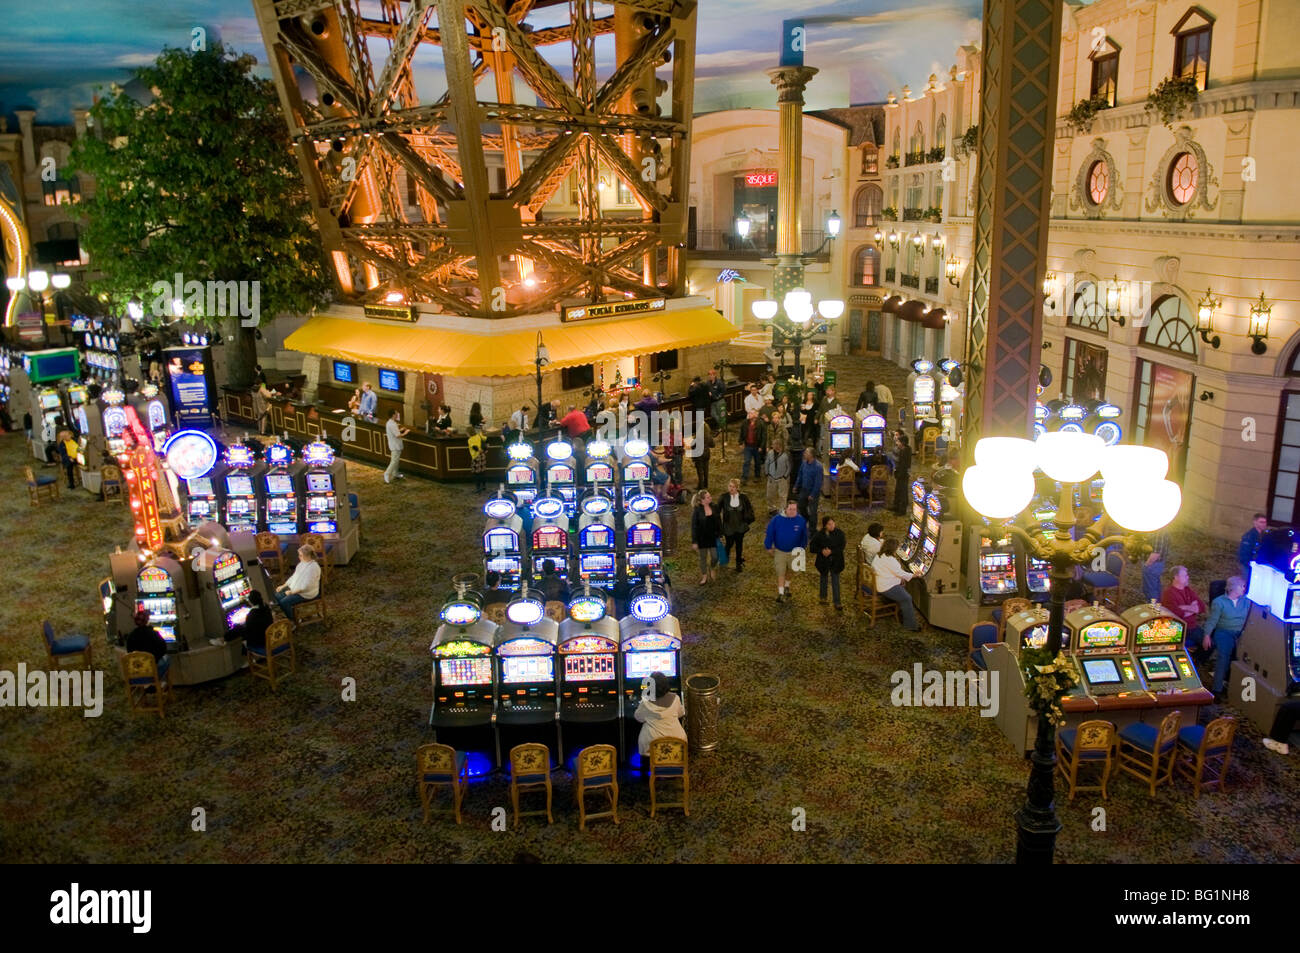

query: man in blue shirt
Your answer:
[794,447,824,527]
[358,382,378,420]
[764,500,808,602]
[1142,529,1171,601]
[1237,513,1267,574]
[1202,575,1251,699]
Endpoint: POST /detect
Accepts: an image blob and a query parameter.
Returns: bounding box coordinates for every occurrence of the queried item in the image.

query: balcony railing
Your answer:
[925,277,940,295]
[854,214,879,229]
[900,274,920,289]
[902,207,925,221]
[687,228,828,259]
[904,151,926,167]
[884,267,896,283]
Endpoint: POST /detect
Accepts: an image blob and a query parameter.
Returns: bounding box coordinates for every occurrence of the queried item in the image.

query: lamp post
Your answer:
[751,289,843,380]
[962,433,1181,864]
[735,214,751,250]
[534,330,550,433]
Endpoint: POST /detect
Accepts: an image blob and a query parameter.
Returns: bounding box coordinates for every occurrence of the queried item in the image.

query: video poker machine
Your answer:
[299,439,357,563]
[856,410,887,469]
[218,443,263,534]
[620,438,654,505]
[822,409,855,484]
[1066,603,1154,725]
[906,358,938,430]
[558,588,623,756]
[937,358,963,439]
[623,491,664,583]
[430,591,499,757]
[162,429,221,526]
[620,582,683,763]
[974,530,1020,604]
[1122,602,1213,708]
[193,546,263,639]
[897,479,928,564]
[583,439,617,490]
[543,439,579,516]
[130,383,171,453]
[530,496,571,581]
[97,388,131,458]
[576,493,619,589]
[1236,556,1300,736]
[504,440,540,516]
[909,489,966,632]
[1020,542,1051,602]
[483,494,525,587]
[65,382,90,437]
[133,557,200,651]
[493,593,561,761]
[260,440,303,535]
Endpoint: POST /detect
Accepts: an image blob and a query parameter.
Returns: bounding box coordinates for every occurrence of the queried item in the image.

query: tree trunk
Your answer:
[221,316,259,390]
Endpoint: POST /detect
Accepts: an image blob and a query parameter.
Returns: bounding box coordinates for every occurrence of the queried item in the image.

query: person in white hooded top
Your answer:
[634,671,686,756]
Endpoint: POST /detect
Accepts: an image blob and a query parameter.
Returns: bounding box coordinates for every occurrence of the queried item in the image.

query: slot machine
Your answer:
[543,439,579,517]
[856,410,887,470]
[65,382,90,436]
[1089,401,1123,446]
[504,440,539,516]
[162,429,221,526]
[620,438,654,506]
[936,358,963,439]
[261,439,304,536]
[1032,402,1049,441]
[906,358,938,430]
[299,438,357,563]
[97,388,131,458]
[558,587,622,728]
[1122,602,1213,707]
[822,410,855,484]
[493,592,561,755]
[974,530,1020,603]
[897,478,928,564]
[218,442,263,534]
[576,493,619,590]
[1018,540,1051,602]
[429,589,498,745]
[1236,557,1300,734]
[529,495,571,582]
[36,387,63,445]
[483,494,524,588]
[583,439,616,491]
[194,547,258,638]
[135,558,187,651]
[130,384,171,453]
[1066,604,1154,723]
[623,491,664,583]
[620,582,683,760]
[909,489,965,630]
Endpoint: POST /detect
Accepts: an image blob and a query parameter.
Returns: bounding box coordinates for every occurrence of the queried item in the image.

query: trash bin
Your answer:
[685,673,721,751]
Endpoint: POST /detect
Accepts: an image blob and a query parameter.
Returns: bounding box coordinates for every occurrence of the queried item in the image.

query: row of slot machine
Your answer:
[984,601,1213,752]
[906,358,963,440]
[501,435,662,519]
[822,408,889,484]
[78,385,172,474]
[430,579,682,765]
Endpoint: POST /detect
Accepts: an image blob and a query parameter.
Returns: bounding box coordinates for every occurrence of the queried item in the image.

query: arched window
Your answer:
[892,128,901,159]
[1142,294,1198,357]
[851,246,880,286]
[1090,38,1120,106]
[910,121,924,156]
[854,184,882,227]
[934,115,946,153]
[1067,280,1108,334]
[861,146,877,175]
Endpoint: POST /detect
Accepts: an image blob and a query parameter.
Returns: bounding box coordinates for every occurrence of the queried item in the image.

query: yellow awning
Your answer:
[284,307,738,377]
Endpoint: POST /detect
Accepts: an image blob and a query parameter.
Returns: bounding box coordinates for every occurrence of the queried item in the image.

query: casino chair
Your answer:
[967,621,1000,672]
[544,600,567,624]
[290,578,327,631]
[1175,715,1237,798]
[248,620,297,691]
[121,651,171,718]
[42,620,92,669]
[416,743,468,824]
[919,426,941,466]
[25,465,60,505]
[1055,720,1118,802]
[992,597,1032,643]
[648,737,689,818]
[574,744,619,830]
[1116,709,1182,796]
[508,743,554,827]
[866,465,890,510]
[1083,551,1124,608]
[832,467,856,510]
[100,465,125,505]
[255,532,286,582]
[855,554,900,629]
[348,493,361,537]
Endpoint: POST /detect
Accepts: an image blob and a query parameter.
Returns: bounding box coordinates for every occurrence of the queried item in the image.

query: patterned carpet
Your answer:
[2,357,1297,863]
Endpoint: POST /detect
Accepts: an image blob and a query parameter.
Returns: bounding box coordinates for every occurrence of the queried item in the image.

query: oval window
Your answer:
[1087,160,1109,206]
[1167,152,1198,206]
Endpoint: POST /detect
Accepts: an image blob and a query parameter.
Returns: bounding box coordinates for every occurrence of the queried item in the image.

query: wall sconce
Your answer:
[1041,341,1053,350]
[931,234,944,254]
[1196,288,1221,349]
[1042,271,1056,310]
[912,233,925,250]
[1248,292,1272,354]
[945,255,960,286]
[873,228,884,245]
[1104,274,1126,326]
[888,231,900,250]
[1199,390,1215,402]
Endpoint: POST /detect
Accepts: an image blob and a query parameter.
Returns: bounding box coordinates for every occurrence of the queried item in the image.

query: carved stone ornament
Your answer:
[1144,126,1219,219]
[1069,138,1123,219]
[1073,248,1097,273]
[1153,255,1180,285]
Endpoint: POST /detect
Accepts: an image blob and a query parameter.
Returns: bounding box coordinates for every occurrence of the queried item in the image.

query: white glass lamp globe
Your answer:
[5,276,23,292]
[1035,431,1104,484]
[1099,444,1169,483]
[818,299,845,321]
[973,436,1038,474]
[51,273,71,290]
[752,300,778,321]
[1102,478,1181,532]
[27,270,49,293]
[784,290,814,324]
[962,464,1035,520]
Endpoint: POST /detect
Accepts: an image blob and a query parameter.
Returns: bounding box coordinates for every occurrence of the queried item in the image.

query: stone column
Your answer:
[766,66,818,310]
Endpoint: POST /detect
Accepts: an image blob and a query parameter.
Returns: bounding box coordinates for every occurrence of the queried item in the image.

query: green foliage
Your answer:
[69,44,332,335]
[1065,95,1111,134]
[1145,75,1199,127]
[923,206,942,222]
[885,155,899,169]
[881,206,898,221]
[956,125,978,157]
[1020,647,1079,728]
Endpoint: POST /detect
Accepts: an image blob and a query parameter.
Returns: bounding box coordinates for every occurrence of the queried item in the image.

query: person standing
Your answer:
[739,409,766,483]
[1237,513,1268,574]
[719,478,755,574]
[690,489,721,585]
[560,404,592,440]
[689,422,713,489]
[358,382,378,420]
[799,390,819,450]
[707,368,727,436]
[794,447,823,527]
[509,404,531,432]
[347,389,362,414]
[384,409,409,483]
[764,437,790,515]
[1142,528,1171,601]
[468,401,485,431]
[810,515,847,611]
[856,380,878,412]
[891,430,912,515]
[1160,565,1208,663]
[743,383,764,416]
[873,538,921,631]
[1202,575,1251,701]
[468,426,488,492]
[764,499,808,603]
[873,381,894,425]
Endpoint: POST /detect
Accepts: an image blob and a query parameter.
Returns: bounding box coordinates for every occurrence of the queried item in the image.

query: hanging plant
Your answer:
[1019,646,1079,728]
[1145,75,1199,127]
[885,155,900,169]
[1065,95,1110,134]
[957,124,978,157]
[882,206,899,221]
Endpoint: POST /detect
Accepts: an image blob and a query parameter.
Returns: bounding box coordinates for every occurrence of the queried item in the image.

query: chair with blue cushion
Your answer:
[574,744,619,830]
[25,465,60,506]
[1117,709,1182,796]
[1054,720,1117,801]
[648,737,689,818]
[348,492,360,528]
[417,742,468,824]
[509,743,554,827]
[1175,715,1237,798]
[1083,551,1124,608]
[43,620,92,669]
[991,597,1032,644]
[248,619,296,691]
[967,621,1000,672]
[121,651,170,718]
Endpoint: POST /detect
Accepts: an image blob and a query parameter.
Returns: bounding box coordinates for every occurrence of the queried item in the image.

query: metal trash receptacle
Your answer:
[685,673,721,751]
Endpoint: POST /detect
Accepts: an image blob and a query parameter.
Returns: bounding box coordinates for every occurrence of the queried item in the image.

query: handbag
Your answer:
[715,539,729,566]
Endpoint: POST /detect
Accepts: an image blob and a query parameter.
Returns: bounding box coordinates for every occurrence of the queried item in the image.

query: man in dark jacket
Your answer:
[892,430,913,515]
[738,409,767,483]
[125,608,171,680]
[227,590,274,649]
[809,514,847,610]
[706,368,727,434]
[688,376,710,414]
[1237,513,1268,576]
[794,447,824,526]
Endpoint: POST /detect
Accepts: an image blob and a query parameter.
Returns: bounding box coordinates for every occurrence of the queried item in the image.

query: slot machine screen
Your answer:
[1134,618,1184,646]
[441,657,492,686]
[306,473,332,492]
[1138,655,1178,682]
[1082,658,1122,685]
[501,656,554,684]
[925,516,940,538]
[906,523,921,542]
[830,432,852,450]
[1287,589,1300,620]
[1077,622,1125,649]
[533,526,566,550]
[862,432,883,449]
[548,465,574,482]
[485,528,516,552]
[226,475,253,496]
[922,537,936,556]
[266,474,293,494]
[588,463,613,482]
[155,626,176,643]
[580,553,615,574]
[911,502,924,524]
[626,462,650,481]
[628,552,660,570]
[486,556,521,575]
[912,378,935,402]
[188,477,213,496]
[582,525,612,548]
[307,497,331,513]
[1292,632,1300,659]
[507,465,533,485]
[564,654,616,681]
[625,650,677,680]
[630,524,660,546]
[1022,625,1049,650]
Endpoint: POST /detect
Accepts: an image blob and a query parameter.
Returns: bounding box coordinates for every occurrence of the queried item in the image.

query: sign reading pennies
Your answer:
[562,297,666,323]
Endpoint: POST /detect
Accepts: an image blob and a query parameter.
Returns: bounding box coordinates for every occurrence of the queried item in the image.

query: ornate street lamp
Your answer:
[751,289,843,379]
[1043,271,1057,310]
[963,434,1180,864]
[1196,288,1221,349]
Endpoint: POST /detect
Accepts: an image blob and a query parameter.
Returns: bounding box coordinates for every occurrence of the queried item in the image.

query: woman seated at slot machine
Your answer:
[275,546,321,621]
[126,609,171,681]
[225,591,274,650]
[634,671,687,757]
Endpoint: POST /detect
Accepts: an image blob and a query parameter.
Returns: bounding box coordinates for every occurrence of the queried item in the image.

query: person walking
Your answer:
[856,380,878,413]
[690,490,721,585]
[764,500,808,603]
[384,409,409,483]
[468,425,488,492]
[738,409,766,484]
[764,437,790,515]
[873,381,893,425]
[873,538,921,631]
[891,429,912,515]
[719,478,755,573]
[810,515,847,611]
[1202,575,1251,701]
[706,368,727,435]
[794,447,824,527]
[689,422,714,489]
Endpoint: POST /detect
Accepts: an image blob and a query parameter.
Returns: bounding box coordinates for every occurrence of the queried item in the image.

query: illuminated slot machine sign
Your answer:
[163,429,220,525]
[263,440,299,534]
[102,390,129,452]
[1033,403,1049,440]
[910,360,936,419]
[1132,618,1187,684]
[137,566,178,643]
[531,522,570,576]
[1091,403,1123,446]
[433,637,495,715]
[1021,624,1050,652]
[301,440,338,533]
[1056,403,1087,434]
[1071,618,1140,696]
[585,439,615,485]
[977,535,1018,600]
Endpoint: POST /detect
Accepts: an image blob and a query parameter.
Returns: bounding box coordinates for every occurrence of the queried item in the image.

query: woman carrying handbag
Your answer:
[691,489,723,585]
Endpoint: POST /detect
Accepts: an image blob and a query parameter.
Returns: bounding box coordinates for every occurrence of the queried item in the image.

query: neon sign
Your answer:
[745,171,777,187]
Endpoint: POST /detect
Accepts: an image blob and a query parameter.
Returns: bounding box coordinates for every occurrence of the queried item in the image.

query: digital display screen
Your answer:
[1078,622,1125,648]
[266,474,294,494]
[912,378,935,401]
[501,656,554,684]
[588,464,613,482]
[226,475,253,495]
[187,477,212,496]
[862,432,883,448]
[564,654,616,681]
[378,368,403,392]
[626,462,650,481]
[628,552,660,568]
[533,526,566,549]
[631,525,660,547]
[441,657,492,686]
[911,503,924,523]
[306,473,332,492]
[831,433,851,450]
[507,465,534,485]
[548,465,574,482]
[333,361,355,384]
[1288,589,1300,620]
[485,528,517,552]
[486,556,520,574]
[625,650,677,680]
[1139,655,1178,682]
[582,526,612,548]
[923,537,936,555]
[1135,617,1184,646]
[580,553,615,573]
[1082,658,1122,685]
[1022,625,1049,650]
[906,523,921,540]
[925,516,940,538]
